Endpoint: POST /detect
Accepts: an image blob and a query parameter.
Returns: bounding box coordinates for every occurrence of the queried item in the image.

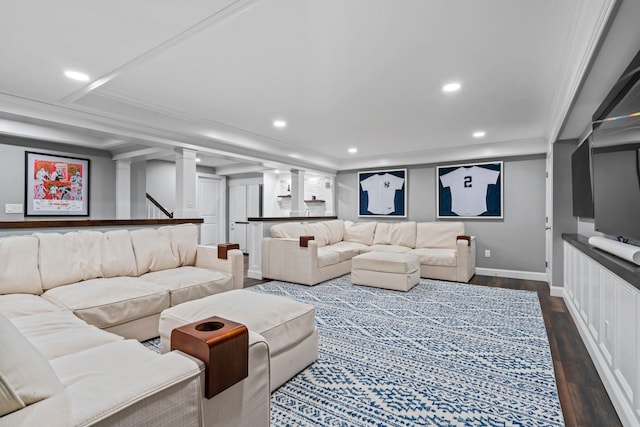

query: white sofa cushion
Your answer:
[0,313,64,417]
[324,241,367,261]
[41,277,170,329]
[352,252,419,274]
[141,266,233,306]
[409,248,457,267]
[322,220,344,244]
[130,228,180,274]
[0,235,42,295]
[100,229,138,278]
[0,294,63,319]
[362,244,412,254]
[270,222,306,239]
[158,224,198,266]
[317,247,342,268]
[304,222,330,247]
[343,220,377,245]
[11,311,123,361]
[36,231,104,291]
[373,221,416,248]
[415,222,465,249]
[50,340,158,387]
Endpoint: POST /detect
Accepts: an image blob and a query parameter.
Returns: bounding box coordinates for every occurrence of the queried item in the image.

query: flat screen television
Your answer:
[591,49,640,241]
[592,141,640,240]
[571,138,594,218]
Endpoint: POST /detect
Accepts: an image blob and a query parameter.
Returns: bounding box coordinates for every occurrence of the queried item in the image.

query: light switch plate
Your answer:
[5,203,23,214]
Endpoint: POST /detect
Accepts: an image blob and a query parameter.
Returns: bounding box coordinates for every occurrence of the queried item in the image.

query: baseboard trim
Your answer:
[475,267,547,282]
[549,286,565,298]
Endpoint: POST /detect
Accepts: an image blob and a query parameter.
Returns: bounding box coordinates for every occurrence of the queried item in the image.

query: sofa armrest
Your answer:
[262,237,318,285]
[179,331,270,427]
[195,245,244,290]
[0,351,203,427]
[456,236,476,282]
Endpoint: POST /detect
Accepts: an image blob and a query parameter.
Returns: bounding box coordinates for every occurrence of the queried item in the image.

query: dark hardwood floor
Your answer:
[243,256,622,426]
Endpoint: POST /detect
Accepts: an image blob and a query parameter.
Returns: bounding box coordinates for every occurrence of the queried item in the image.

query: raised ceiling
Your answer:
[0,0,620,174]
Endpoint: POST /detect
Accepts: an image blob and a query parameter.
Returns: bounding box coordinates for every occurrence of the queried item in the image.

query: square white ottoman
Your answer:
[159,289,318,391]
[351,252,420,292]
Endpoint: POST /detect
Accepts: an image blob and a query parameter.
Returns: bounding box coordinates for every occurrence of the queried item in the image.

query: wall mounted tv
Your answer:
[571,138,594,218]
[591,48,640,242]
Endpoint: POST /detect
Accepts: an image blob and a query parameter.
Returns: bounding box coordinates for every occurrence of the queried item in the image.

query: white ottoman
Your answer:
[351,252,420,291]
[159,289,318,391]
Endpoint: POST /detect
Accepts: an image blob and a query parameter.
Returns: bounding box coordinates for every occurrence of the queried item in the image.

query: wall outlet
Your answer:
[5,203,23,214]
[484,249,491,258]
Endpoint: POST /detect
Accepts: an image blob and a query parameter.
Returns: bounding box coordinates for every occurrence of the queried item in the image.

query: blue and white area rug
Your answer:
[249,275,564,427]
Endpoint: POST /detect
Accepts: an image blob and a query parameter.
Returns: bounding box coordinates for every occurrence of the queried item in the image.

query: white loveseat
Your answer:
[0,224,270,426]
[262,220,476,286]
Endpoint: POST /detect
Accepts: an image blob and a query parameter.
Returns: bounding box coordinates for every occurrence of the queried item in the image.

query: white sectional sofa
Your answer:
[0,224,270,427]
[262,219,476,286]
[1,223,243,341]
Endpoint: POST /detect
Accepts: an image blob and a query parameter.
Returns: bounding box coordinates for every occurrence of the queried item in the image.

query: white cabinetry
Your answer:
[564,241,640,426]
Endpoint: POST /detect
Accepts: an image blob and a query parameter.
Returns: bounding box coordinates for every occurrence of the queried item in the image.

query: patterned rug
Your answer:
[249,276,564,427]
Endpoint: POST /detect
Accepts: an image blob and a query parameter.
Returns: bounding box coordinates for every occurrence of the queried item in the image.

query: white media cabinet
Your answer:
[563,234,640,427]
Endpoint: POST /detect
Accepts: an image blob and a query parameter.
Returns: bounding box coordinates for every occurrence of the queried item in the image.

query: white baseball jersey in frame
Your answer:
[360,173,405,215]
[439,166,500,216]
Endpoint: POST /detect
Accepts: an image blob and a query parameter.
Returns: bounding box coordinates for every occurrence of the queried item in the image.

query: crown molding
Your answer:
[546,0,619,145]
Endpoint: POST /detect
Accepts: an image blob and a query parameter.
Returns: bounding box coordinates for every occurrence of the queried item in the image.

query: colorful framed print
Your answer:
[358,168,407,217]
[437,161,503,219]
[25,151,90,216]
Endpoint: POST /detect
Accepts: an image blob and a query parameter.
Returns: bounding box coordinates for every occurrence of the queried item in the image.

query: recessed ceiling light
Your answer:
[273,120,287,128]
[288,153,300,159]
[195,157,201,162]
[348,148,358,154]
[473,131,486,138]
[64,70,90,82]
[442,82,461,92]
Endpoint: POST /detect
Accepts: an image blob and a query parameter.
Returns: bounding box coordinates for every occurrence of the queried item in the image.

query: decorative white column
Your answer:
[247,221,264,279]
[290,169,305,216]
[115,160,131,219]
[174,148,198,218]
[325,176,336,216]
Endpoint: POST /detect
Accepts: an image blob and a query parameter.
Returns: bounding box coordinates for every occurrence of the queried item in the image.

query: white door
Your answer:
[229,185,248,252]
[197,175,225,245]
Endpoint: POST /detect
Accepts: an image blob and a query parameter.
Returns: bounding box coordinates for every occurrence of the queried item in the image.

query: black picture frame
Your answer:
[25,151,90,216]
[358,168,407,217]
[437,161,503,219]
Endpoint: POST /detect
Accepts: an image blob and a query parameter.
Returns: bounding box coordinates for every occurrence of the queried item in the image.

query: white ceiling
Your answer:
[0,0,627,174]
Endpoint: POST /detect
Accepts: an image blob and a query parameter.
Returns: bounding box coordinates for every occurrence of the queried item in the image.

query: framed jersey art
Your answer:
[358,169,406,217]
[437,161,503,219]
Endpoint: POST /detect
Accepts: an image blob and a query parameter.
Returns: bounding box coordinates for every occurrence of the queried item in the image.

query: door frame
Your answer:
[545,151,553,285]
[196,172,227,245]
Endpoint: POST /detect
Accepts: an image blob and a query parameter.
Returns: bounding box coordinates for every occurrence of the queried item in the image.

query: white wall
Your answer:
[145,160,176,214]
[0,135,116,220]
[144,160,216,216]
[336,155,547,273]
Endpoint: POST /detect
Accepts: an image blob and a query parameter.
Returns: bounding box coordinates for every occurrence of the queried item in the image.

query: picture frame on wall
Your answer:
[358,168,407,217]
[25,151,90,216]
[437,161,503,219]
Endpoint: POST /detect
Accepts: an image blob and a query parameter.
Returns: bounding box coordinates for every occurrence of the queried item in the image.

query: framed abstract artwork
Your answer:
[437,161,503,219]
[358,169,407,217]
[25,151,90,216]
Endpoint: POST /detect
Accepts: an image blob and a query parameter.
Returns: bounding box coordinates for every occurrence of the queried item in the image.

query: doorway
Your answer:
[197,174,226,245]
